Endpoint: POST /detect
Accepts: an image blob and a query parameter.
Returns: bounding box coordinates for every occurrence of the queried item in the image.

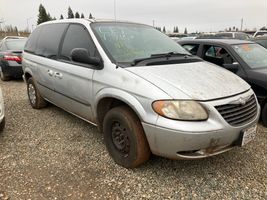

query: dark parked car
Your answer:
[251,36,267,49]
[0,36,27,81]
[178,39,267,126]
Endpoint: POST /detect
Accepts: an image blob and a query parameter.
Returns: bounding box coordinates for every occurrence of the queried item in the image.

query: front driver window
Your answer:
[60,24,96,61]
[204,45,235,66]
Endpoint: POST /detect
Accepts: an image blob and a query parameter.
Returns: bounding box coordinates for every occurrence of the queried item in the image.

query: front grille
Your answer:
[215,95,257,126]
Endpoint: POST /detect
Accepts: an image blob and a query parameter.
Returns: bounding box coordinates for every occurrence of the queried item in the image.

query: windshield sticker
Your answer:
[241,44,251,52]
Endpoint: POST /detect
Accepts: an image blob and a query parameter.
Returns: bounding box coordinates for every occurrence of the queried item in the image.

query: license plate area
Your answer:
[237,124,257,146]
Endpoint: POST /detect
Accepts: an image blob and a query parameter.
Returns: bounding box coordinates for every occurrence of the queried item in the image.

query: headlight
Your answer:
[152,100,208,121]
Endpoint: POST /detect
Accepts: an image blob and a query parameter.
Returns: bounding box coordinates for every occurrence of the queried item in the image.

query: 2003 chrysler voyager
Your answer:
[22,19,260,168]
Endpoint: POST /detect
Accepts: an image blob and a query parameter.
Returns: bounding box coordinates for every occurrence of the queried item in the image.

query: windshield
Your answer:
[232,43,267,69]
[6,39,27,50]
[91,22,190,63]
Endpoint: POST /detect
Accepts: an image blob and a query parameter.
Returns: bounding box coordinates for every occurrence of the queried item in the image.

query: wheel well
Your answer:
[97,98,138,132]
[24,72,32,82]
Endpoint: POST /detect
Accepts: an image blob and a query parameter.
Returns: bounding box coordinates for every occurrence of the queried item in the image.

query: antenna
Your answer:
[241,18,243,31]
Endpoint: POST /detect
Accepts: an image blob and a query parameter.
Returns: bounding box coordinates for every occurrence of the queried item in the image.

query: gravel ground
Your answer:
[0,80,266,200]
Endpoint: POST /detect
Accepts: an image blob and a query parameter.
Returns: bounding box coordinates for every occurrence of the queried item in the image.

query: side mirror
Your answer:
[71,48,101,67]
[223,62,239,73]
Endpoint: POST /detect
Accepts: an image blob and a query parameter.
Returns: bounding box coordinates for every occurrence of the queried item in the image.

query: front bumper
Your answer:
[142,90,260,159]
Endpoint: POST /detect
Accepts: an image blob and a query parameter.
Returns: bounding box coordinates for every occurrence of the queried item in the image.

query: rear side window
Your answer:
[35,24,68,58]
[216,33,232,38]
[235,33,249,40]
[6,39,27,50]
[182,44,199,55]
[24,27,42,53]
[60,24,96,61]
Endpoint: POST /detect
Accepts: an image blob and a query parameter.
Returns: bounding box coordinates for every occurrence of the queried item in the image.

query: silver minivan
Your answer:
[22,19,260,168]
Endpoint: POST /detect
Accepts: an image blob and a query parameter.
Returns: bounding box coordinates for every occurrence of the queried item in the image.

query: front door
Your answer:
[52,24,100,122]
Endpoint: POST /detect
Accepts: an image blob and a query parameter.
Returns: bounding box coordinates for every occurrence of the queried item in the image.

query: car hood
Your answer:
[126,61,250,101]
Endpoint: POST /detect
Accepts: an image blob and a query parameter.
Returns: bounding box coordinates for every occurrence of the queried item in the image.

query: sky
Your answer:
[0,0,267,33]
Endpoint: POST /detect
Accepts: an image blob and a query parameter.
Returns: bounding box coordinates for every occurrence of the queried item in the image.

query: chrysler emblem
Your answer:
[238,97,247,105]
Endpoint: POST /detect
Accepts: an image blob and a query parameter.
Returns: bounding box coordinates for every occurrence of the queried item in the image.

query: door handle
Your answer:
[47,69,54,76]
[54,72,63,79]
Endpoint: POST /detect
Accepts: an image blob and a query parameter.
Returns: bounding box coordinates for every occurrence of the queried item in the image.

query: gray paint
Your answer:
[23,19,260,160]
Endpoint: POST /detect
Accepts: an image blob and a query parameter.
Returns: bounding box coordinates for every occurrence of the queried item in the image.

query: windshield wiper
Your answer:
[131,52,192,66]
[151,51,191,57]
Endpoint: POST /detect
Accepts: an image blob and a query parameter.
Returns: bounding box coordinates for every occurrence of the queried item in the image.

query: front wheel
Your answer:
[103,106,151,168]
[0,117,5,132]
[27,77,47,109]
[262,103,267,127]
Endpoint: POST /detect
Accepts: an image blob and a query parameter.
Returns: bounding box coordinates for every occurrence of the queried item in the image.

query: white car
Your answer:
[253,30,267,38]
[0,87,5,131]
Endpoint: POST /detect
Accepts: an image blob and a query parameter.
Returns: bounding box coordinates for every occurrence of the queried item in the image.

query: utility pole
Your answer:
[0,18,4,31]
[27,17,33,32]
[0,18,5,38]
[114,0,117,21]
[241,18,243,31]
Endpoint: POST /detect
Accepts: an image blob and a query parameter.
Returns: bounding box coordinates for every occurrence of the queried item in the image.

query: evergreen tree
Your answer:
[89,13,93,19]
[75,12,80,18]
[184,27,188,34]
[14,26,18,35]
[156,27,162,32]
[37,4,49,25]
[173,26,179,33]
[68,6,74,18]
[47,13,53,21]
[60,14,64,19]
[81,13,85,18]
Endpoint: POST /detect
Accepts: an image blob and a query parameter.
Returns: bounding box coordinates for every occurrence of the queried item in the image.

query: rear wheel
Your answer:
[262,103,267,127]
[103,106,151,168]
[27,77,47,109]
[0,117,5,132]
[0,69,10,81]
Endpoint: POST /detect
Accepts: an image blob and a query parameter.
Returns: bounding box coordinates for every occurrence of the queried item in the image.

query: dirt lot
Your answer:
[0,80,266,200]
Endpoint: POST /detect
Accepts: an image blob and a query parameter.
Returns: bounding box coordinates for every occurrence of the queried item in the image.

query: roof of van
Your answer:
[39,18,143,26]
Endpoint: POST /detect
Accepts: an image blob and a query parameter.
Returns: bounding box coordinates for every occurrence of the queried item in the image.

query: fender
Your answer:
[94,87,153,123]
[22,56,35,79]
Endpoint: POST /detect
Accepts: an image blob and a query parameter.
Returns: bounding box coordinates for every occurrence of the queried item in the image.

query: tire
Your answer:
[0,70,10,81]
[0,117,5,132]
[103,106,151,168]
[262,103,267,127]
[27,77,47,109]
